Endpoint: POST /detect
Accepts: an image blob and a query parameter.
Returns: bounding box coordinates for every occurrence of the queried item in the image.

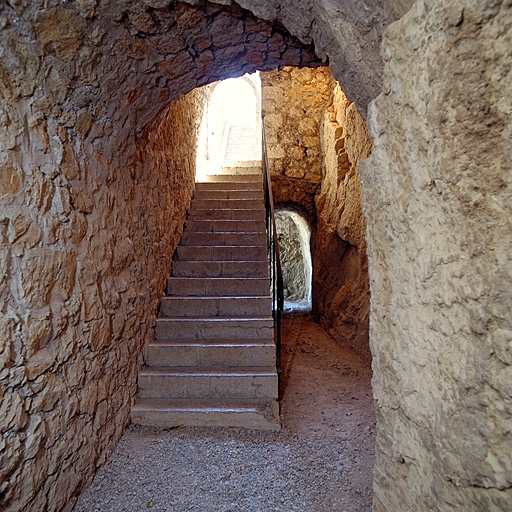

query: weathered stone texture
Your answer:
[0,2,324,508]
[261,66,333,215]
[361,1,512,510]
[1,1,511,511]
[0,82,204,510]
[276,210,311,304]
[314,82,372,362]
[221,0,413,112]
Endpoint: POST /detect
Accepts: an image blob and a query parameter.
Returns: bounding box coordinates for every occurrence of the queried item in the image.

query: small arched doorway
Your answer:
[275,208,313,312]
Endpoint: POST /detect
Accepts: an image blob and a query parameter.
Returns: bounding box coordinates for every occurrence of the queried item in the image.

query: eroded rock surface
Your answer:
[0,87,205,510]
[1,1,511,511]
[276,210,312,307]
[262,65,372,362]
[361,1,512,509]
[314,82,372,362]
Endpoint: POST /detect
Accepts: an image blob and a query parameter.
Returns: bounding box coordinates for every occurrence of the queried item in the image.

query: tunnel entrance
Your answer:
[196,73,261,181]
[275,209,313,312]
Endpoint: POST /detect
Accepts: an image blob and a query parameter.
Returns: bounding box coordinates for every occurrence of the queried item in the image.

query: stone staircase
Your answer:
[131,162,280,431]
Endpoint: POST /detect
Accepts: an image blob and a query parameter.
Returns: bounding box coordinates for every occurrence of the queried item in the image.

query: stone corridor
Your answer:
[1,1,511,511]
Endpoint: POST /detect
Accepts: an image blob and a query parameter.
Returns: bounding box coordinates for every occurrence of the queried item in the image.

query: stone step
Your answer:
[220,160,261,167]
[217,166,261,175]
[166,277,270,297]
[175,245,267,262]
[131,398,280,431]
[195,181,261,191]
[171,260,268,278]
[191,198,264,210]
[184,219,266,233]
[188,208,265,221]
[201,174,262,183]
[194,189,263,200]
[159,296,272,317]
[180,232,266,246]
[154,316,274,340]
[137,367,278,399]
[146,339,276,367]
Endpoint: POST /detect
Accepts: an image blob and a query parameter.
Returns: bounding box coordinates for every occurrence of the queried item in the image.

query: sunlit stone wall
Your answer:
[0,85,205,510]
[362,2,512,509]
[314,82,372,362]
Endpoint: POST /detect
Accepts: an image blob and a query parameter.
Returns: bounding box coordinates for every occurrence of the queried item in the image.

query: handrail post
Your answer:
[261,114,284,386]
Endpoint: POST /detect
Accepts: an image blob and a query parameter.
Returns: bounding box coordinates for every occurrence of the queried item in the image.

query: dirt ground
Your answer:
[280,314,376,505]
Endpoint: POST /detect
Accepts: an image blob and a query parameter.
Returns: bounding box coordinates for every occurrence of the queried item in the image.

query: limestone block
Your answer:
[0,390,28,432]
[25,308,52,357]
[268,144,286,159]
[284,167,305,179]
[211,13,244,48]
[0,163,23,202]
[298,116,318,135]
[75,111,93,137]
[25,345,58,381]
[17,250,60,307]
[128,10,158,34]
[37,8,84,63]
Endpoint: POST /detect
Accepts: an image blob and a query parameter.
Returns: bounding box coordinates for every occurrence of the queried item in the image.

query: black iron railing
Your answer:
[261,115,284,380]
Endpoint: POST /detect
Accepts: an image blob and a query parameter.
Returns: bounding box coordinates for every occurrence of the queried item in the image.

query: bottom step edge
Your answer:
[131,400,281,431]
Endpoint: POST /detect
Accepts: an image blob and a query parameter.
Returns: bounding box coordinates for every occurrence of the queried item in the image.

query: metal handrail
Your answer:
[261,115,284,381]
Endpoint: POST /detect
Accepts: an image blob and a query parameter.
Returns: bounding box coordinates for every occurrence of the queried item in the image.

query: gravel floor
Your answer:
[75,315,375,512]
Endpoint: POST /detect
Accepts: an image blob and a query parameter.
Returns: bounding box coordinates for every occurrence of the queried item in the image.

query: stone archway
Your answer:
[197,73,262,165]
[275,208,313,311]
[0,1,510,511]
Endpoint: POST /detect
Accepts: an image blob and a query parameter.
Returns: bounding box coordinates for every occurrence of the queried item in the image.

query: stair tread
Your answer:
[173,260,267,263]
[161,295,270,300]
[184,231,266,235]
[179,243,266,246]
[156,316,273,321]
[194,189,262,193]
[149,339,274,346]
[190,208,263,212]
[168,277,269,281]
[184,230,265,234]
[140,367,277,375]
[133,398,276,411]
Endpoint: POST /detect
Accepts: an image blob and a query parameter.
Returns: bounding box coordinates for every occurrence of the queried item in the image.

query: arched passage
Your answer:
[195,73,262,180]
[275,208,313,311]
[206,75,260,161]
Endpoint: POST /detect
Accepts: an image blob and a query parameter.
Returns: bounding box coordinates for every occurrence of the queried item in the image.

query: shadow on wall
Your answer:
[275,208,312,312]
[312,229,370,361]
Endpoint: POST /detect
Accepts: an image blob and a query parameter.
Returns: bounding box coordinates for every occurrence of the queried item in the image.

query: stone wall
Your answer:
[0,87,204,510]
[229,0,413,111]
[261,66,332,216]
[314,83,372,362]
[361,1,512,509]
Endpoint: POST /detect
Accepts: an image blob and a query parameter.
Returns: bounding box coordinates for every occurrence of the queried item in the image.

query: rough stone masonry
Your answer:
[0,1,511,511]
